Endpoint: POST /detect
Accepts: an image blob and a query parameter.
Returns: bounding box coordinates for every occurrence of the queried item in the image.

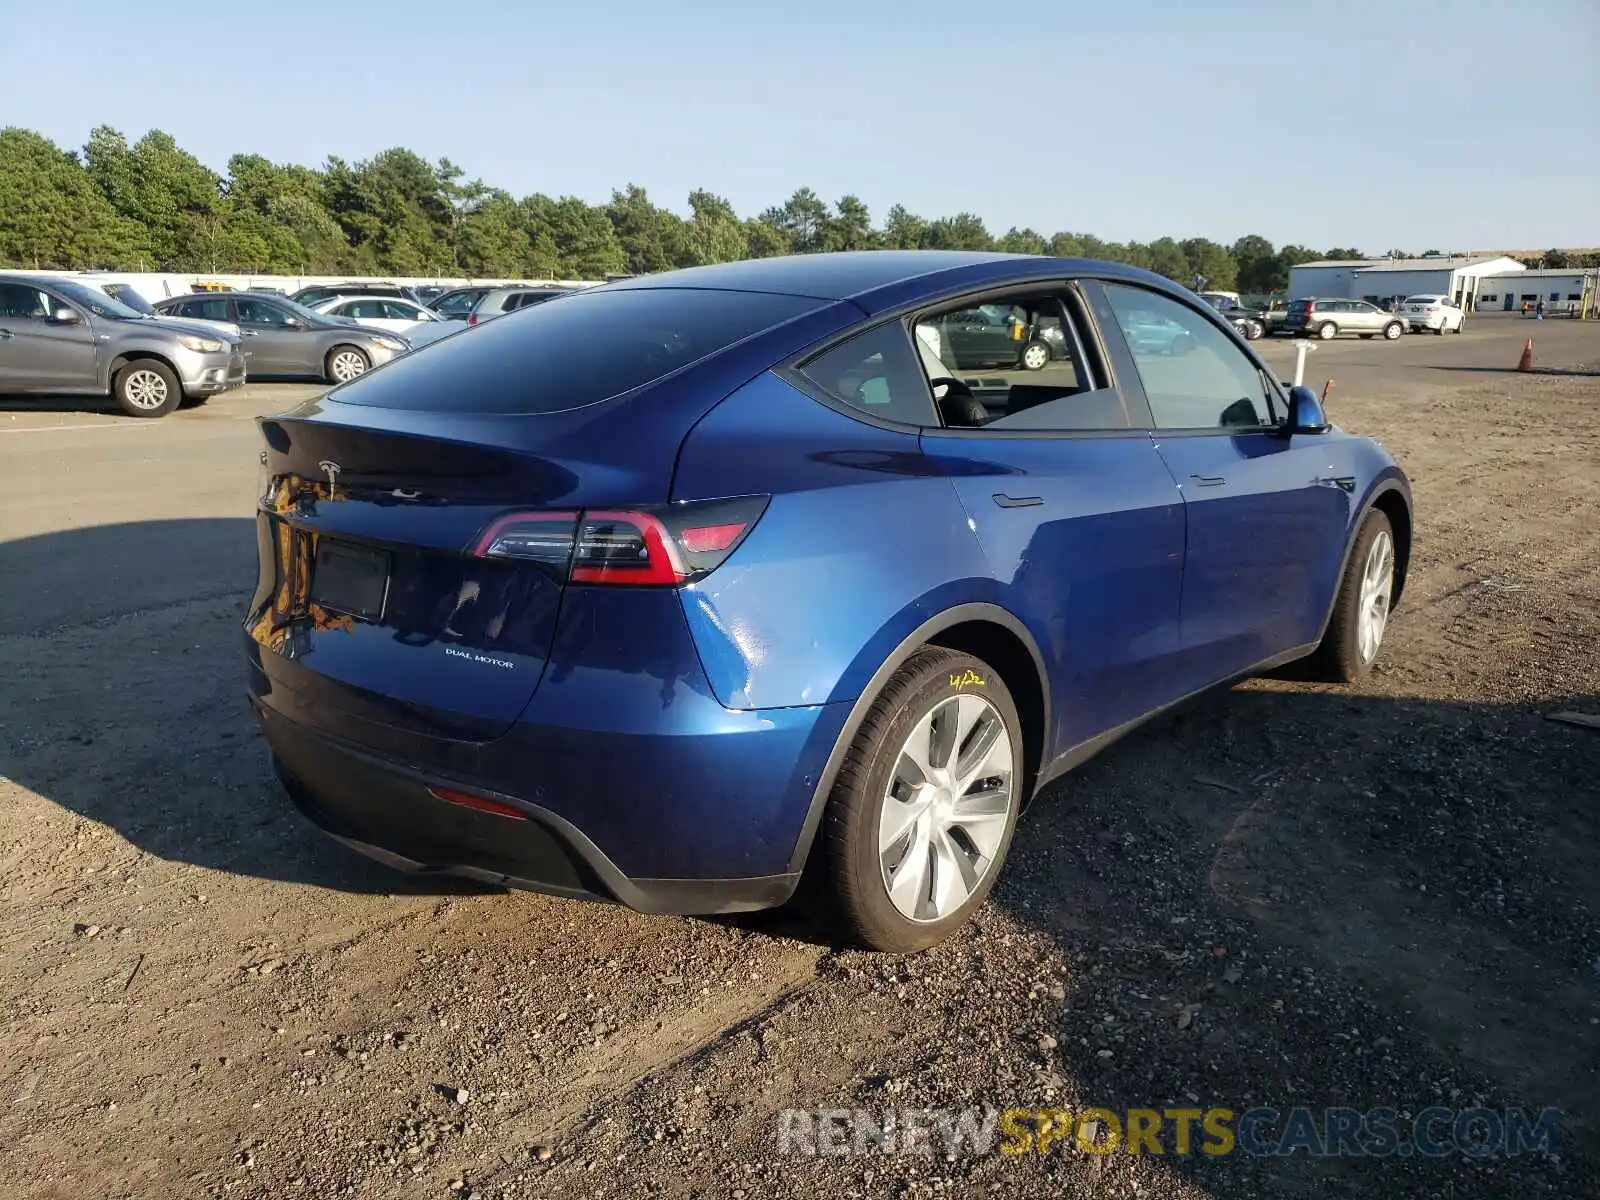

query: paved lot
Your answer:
[2,320,1598,1200]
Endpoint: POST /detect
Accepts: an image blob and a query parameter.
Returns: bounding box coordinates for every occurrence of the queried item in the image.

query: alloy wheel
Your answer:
[1022,343,1049,370]
[123,369,169,410]
[877,693,1015,922]
[1357,530,1394,663]
[331,350,368,382]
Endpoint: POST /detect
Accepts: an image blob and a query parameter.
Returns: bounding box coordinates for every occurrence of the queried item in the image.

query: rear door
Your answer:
[1091,281,1350,690]
[904,284,1188,751]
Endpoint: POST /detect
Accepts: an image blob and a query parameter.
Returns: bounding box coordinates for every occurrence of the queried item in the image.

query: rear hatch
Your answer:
[247,283,834,744]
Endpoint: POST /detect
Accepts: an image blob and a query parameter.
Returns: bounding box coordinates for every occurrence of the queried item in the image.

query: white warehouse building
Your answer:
[1287,255,1526,308]
[1474,268,1595,313]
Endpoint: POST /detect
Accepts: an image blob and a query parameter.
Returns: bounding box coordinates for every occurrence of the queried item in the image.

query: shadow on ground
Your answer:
[0,518,489,896]
[983,680,1600,1197]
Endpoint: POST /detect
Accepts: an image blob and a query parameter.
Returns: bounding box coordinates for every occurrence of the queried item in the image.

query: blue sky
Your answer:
[4,0,1596,252]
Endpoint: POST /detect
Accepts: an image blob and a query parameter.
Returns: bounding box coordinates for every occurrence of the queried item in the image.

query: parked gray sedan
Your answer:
[0,274,246,417]
[153,292,409,382]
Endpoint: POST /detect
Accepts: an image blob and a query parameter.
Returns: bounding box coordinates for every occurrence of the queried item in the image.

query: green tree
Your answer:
[1146,236,1189,281]
[0,127,147,267]
[1229,234,1277,294]
[921,213,991,251]
[996,227,1047,256]
[880,205,925,250]
[762,188,830,253]
[607,184,685,274]
[1324,246,1365,260]
[1537,248,1571,269]
[742,218,789,259]
[686,189,747,265]
[831,195,873,252]
[1180,237,1236,291]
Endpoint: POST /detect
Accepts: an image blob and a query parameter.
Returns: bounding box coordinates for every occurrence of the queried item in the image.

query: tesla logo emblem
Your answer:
[317,460,342,488]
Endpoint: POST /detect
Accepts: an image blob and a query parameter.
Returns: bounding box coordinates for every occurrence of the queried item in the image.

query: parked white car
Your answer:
[310,295,448,337]
[1402,294,1465,335]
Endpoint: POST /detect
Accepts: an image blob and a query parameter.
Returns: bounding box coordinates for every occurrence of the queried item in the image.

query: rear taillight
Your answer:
[473,495,768,587]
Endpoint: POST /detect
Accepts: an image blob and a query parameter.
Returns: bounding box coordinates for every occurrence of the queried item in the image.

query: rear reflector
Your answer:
[428,786,528,821]
[474,495,768,587]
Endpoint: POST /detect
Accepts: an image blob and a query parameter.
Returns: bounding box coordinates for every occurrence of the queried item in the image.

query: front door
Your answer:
[1093,281,1350,691]
[0,283,100,391]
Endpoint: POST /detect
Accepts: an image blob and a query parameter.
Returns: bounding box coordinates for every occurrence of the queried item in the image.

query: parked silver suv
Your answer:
[1283,298,1406,341]
[0,274,247,417]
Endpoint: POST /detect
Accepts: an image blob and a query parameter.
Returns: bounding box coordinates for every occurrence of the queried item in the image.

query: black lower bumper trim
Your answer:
[256,699,799,916]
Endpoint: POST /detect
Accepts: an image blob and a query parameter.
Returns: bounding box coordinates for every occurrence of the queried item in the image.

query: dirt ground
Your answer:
[1,316,1597,1200]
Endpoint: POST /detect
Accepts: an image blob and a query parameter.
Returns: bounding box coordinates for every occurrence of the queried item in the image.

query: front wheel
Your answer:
[325,345,371,383]
[1019,339,1051,371]
[113,359,181,418]
[1383,321,1403,340]
[1305,509,1396,683]
[1245,320,1264,340]
[1317,321,1338,340]
[817,647,1023,953]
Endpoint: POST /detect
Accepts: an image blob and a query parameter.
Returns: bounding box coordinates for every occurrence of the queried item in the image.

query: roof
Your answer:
[1490,267,1592,277]
[1356,256,1514,273]
[604,250,1173,315]
[1290,260,1373,270]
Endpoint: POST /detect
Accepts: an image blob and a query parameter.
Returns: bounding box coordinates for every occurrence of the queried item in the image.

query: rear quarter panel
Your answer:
[672,372,1000,710]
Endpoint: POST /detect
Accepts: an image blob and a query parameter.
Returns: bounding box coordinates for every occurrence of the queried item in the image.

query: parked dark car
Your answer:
[1200,295,1267,340]
[428,286,497,321]
[155,292,409,382]
[919,302,1066,370]
[248,251,1412,953]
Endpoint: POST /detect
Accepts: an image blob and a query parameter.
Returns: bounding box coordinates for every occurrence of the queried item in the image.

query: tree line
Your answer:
[0,126,1590,292]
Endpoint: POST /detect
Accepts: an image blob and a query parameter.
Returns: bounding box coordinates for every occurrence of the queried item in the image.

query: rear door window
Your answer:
[336,287,823,414]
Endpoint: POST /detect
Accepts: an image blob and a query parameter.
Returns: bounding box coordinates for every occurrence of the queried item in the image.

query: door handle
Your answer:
[1189,473,1227,487]
[992,492,1044,508]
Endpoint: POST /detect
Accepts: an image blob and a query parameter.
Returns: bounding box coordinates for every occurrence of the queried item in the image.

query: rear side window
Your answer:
[798,322,938,426]
[178,298,231,321]
[336,287,821,414]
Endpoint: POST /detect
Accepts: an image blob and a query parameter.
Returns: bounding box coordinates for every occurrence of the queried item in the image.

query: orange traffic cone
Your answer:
[1516,339,1534,372]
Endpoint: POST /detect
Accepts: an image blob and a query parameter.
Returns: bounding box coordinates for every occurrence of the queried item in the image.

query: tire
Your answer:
[1317,321,1338,340]
[325,345,371,384]
[1382,321,1403,340]
[1019,340,1051,371]
[112,359,182,418]
[1305,509,1396,683]
[1434,324,1446,336]
[817,647,1024,953]
[1245,320,1264,341]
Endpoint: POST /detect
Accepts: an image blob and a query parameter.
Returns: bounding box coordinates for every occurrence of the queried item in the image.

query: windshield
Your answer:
[102,283,156,314]
[52,280,147,320]
[1404,296,1441,304]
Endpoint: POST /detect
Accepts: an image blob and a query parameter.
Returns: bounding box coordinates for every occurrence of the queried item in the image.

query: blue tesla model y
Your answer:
[247,251,1411,952]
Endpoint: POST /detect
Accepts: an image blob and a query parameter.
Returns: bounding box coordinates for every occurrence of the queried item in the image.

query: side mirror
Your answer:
[283,316,301,328]
[51,307,82,325]
[1285,385,1330,434]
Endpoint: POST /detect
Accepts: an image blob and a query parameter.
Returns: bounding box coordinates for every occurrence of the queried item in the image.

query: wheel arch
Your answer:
[1314,476,1412,644]
[108,351,181,394]
[783,602,1050,876]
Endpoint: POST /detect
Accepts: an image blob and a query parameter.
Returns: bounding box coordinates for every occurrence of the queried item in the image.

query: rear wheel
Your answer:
[1305,509,1396,683]
[325,345,371,383]
[1019,340,1051,371]
[1245,320,1264,340]
[1382,321,1403,340]
[818,647,1023,953]
[1317,321,1338,340]
[113,359,181,418]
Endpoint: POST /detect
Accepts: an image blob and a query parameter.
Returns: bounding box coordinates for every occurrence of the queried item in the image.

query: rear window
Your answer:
[335,286,822,414]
